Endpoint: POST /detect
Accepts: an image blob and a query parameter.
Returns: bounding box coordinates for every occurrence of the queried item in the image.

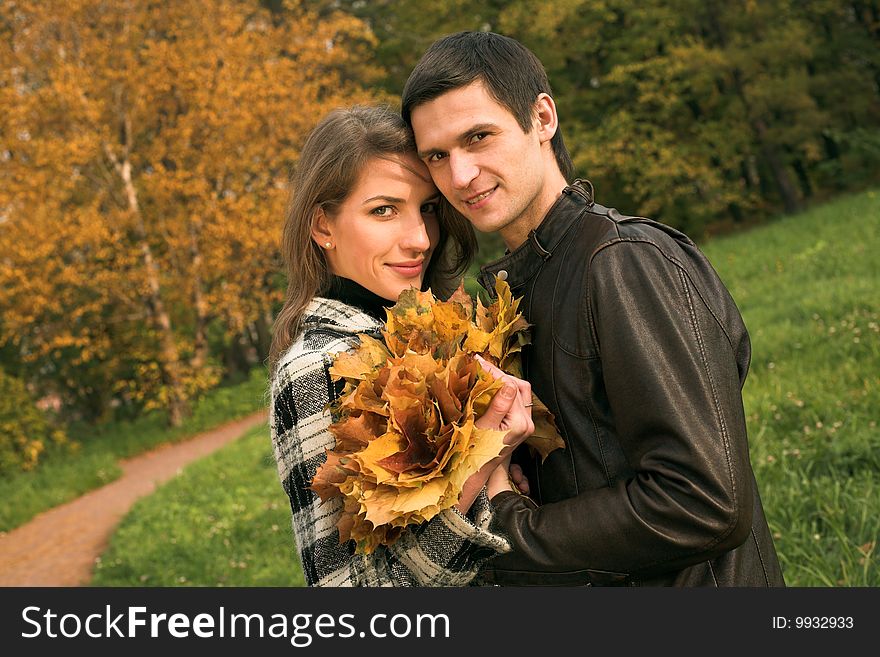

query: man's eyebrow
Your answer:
[462,123,498,139]
[417,123,499,159]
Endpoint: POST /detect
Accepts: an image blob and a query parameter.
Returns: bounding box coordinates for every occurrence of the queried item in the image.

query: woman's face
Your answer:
[317,153,441,302]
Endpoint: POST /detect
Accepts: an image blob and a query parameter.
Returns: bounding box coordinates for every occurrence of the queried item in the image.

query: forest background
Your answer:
[1,0,878,570]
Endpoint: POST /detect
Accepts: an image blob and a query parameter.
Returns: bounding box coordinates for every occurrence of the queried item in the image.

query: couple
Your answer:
[268,31,785,587]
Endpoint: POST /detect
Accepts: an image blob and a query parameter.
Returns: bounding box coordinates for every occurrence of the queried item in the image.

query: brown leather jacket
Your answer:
[476,180,784,586]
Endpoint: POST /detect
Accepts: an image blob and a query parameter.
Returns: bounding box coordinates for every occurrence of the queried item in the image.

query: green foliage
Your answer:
[0,367,268,531]
[0,369,70,475]
[92,424,302,587]
[331,0,880,233]
[317,0,507,94]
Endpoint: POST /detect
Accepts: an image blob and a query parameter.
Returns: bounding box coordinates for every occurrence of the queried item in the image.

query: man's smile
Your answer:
[465,186,497,208]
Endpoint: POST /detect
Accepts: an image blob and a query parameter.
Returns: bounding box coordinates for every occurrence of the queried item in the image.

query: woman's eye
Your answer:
[371,205,394,217]
[421,201,438,214]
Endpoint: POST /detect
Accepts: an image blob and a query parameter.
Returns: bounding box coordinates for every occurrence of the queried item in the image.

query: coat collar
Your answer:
[302,296,383,335]
[477,179,594,297]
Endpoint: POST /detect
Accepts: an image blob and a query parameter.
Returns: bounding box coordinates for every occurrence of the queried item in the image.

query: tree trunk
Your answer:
[751,117,802,214]
[223,333,252,380]
[792,158,814,199]
[254,309,273,365]
[731,65,803,215]
[189,215,209,371]
[104,114,188,427]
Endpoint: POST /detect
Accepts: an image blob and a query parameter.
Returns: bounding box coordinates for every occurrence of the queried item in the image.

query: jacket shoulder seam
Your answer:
[585,237,736,354]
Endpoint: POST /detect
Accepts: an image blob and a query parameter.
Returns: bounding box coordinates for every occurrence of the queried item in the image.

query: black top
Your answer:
[324,276,390,322]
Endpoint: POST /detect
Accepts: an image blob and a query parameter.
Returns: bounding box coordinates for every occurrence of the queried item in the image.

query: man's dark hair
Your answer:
[402,31,575,181]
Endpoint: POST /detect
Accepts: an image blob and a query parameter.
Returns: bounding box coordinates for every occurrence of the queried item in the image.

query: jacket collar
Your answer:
[477,179,594,297]
[302,296,383,335]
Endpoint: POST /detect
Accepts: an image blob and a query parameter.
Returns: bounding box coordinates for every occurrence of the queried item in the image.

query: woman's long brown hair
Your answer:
[268,105,476,372]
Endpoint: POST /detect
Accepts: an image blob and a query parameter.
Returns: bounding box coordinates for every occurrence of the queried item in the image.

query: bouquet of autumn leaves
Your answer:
[310,279,565,555]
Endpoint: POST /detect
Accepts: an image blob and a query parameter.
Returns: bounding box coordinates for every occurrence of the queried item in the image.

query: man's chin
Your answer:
[469,215,507,235]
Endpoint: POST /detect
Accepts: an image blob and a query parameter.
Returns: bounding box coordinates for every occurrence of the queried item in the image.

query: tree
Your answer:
[0,0,382,424]
[0,368,69,475]
[327,0,880,235]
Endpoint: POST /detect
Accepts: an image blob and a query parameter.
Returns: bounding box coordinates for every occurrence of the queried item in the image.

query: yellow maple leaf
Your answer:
[329,334,390,381]
[312,276,565,554]
[356,431,406,484]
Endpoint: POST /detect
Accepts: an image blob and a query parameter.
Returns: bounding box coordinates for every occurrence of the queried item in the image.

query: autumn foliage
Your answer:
[311,280,564,554]
[0,369,70,475]
[0,0,382,427]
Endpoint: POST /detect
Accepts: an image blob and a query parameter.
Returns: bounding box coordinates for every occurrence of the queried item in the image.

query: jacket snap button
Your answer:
[497,270,508,281]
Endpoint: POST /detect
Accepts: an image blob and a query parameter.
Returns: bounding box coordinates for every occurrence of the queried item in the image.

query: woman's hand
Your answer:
[455,357,535,512]
[473,355,535,454]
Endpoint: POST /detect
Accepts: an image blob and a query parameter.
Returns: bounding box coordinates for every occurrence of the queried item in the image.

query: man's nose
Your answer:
[449,152,479,190]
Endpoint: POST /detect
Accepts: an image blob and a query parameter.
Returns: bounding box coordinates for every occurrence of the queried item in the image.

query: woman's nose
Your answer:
[400,212,433,252]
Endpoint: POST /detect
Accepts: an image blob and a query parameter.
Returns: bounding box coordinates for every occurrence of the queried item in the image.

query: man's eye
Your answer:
[371,206,394,217]
[428,152,446,163]
[469,133,488,145]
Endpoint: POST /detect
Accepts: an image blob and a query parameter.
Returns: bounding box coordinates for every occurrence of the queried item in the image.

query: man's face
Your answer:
[409,80,550,245]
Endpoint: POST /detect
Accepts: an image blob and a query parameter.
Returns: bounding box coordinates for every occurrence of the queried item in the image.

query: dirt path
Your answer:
[0,411,267,586]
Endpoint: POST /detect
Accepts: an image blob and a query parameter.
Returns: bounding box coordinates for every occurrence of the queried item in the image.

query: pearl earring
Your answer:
[324,242,332,248]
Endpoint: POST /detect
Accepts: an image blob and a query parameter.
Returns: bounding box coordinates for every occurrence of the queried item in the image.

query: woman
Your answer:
[268,106,533,586]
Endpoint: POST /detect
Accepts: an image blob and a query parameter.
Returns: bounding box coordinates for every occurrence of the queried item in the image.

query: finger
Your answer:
[474,383,517,429]
[509,463,523,481]
[508,378,532,410]
[518,381,533,408]
[474,354,510,382]
[508,464,530,495]
[475,355,532,408]
[513,388,533,420]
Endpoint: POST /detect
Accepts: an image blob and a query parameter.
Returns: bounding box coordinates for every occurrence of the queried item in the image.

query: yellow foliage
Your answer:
[312,279,564,554]
[0,0,384,418]
[0,370,71,475]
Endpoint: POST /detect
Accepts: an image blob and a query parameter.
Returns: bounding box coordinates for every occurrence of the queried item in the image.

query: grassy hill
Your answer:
[93,190,879,587]
[703,189,879,585]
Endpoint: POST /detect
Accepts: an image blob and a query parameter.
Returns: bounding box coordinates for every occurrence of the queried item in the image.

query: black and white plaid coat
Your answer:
[269,297,511,586]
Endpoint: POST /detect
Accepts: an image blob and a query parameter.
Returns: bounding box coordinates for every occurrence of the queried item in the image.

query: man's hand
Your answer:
[509,463,529,495]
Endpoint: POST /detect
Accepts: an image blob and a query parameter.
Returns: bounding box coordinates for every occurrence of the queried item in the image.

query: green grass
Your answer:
[94,190,878,587]
[702,189,879,586]
[0,367,269,532]
[91,423,303,587]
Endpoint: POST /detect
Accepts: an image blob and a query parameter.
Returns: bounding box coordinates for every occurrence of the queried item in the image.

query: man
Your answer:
[402,31,785,586]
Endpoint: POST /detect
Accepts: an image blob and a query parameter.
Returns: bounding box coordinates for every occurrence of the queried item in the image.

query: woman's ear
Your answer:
[533,93,559,144]
[310,207,334,250]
